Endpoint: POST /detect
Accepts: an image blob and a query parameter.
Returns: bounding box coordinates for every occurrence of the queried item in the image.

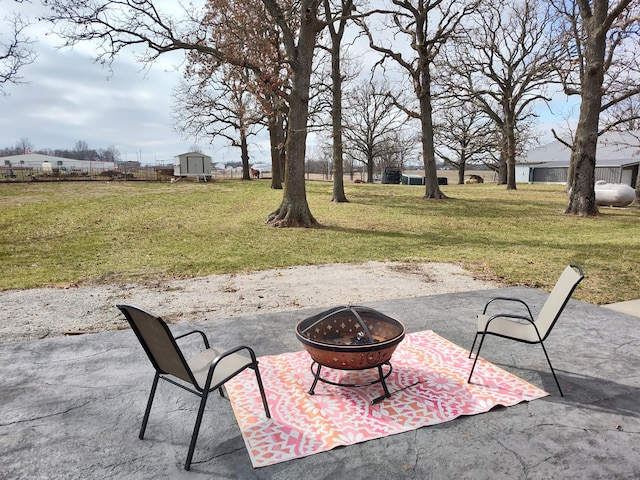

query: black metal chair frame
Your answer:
[467,265,584,397]
[117,304,271,471]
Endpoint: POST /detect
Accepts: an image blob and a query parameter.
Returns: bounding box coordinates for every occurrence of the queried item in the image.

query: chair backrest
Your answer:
[117,304,195,385]
[535,265,584,340]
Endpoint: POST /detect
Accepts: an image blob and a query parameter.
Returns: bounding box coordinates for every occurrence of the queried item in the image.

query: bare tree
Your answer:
[552,0,639,215]
[172,67,262,180]
[261,0,326,226]
[377,129,420,173]
[602,96,640,132]
[387,129,420,171]
[14,136,33,154]
[433,100,494,184]
[98,145,121,162]
[342,79,407,182]
[322,0,355,203]
[73,140,93,160]
[359,0,481,199]
[446,0,559,190]
[194,0,292,189]
[1,5,36,96]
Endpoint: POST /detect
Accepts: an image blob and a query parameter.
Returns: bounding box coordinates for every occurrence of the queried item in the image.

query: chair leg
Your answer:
[184,389,210,471]
[469,333,479,359]
[469,334,564,396]
[252,366,271,418]
[539,340,564,397]
[139,373,160,440]
[467,333,487,384]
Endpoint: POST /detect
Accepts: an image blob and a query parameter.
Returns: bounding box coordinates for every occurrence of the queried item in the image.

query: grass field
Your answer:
[1,178,638,305]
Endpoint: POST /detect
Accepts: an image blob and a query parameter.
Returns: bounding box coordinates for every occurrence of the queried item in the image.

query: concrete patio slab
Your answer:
[602,299,640,318]
[2,287,639,479]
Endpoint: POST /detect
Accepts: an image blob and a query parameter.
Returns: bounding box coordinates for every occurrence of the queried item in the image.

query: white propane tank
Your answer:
[594,180,636,207]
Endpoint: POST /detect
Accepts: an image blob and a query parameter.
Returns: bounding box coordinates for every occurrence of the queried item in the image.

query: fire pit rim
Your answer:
[294,305,406,358]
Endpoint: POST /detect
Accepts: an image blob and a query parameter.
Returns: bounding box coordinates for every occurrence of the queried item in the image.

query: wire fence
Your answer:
[1,165,496,185]
[0,166,253,183]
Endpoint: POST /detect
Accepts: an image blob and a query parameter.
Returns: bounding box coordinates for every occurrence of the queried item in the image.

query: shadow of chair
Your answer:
[116,304,270,470]
[467,264,584,396]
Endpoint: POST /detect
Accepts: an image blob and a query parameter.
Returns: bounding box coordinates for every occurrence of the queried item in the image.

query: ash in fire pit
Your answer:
[295,305,405,402]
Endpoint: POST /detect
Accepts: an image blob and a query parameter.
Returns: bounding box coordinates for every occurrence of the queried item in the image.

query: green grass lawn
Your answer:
[1,179,638,305]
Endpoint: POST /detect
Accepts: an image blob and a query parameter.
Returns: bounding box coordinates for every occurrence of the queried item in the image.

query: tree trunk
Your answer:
[497,155,507,184]
[496,135,507,184]
[419,65,446,199]
[367,159,374,183]
[457,148,467,185]
[505,116,517,190]
[266,3,319,227]
[268,110,284,190]
[565,149,576,192]
[330,37,347,201]
[240,128,251,181]
[565,25,605,216]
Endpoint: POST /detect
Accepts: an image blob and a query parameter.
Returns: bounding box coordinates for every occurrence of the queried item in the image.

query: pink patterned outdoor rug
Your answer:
[226,330,547,468]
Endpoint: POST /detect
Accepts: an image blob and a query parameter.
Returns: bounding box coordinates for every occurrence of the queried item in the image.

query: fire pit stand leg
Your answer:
[308,363,323,395]
[307,361,393,399]
[377,364,391,401]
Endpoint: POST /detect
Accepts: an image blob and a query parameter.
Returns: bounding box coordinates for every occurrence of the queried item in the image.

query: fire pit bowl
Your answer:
[295,305,405,370]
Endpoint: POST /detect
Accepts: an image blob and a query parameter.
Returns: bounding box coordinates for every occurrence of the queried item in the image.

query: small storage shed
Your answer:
[401,173,425,185]
[173,152,212,177]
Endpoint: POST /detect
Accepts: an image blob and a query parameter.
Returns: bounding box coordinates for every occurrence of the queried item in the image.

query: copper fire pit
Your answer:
[295,305,405,402]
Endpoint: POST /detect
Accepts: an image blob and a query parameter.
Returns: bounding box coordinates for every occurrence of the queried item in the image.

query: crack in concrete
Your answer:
[1,399,92,427]
[408,429,420,473]
[491,434,528,478]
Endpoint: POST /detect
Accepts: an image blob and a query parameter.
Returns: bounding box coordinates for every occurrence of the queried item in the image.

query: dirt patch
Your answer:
[0,261,500,344]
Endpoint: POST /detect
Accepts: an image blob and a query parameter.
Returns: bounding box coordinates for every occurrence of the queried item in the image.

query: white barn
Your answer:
[1,153,116,173]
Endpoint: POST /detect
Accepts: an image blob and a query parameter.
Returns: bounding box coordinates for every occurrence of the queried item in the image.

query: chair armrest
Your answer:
[483,313,544,342]
[485,313,535,325]
[483,297,534,320]
[174,329,210,349]
[203,345,259,389]
[213,345,259,364]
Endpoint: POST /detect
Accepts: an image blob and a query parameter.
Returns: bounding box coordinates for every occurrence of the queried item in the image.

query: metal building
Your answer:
[517,132,640,188]
[1,153,116,173]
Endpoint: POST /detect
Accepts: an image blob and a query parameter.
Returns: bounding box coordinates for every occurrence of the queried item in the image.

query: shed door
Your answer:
[187,156,204,174]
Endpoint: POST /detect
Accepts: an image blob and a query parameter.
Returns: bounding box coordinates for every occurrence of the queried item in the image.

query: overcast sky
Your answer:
[0,2,257,165]
[1,46,196,165]
[1,2,575,166]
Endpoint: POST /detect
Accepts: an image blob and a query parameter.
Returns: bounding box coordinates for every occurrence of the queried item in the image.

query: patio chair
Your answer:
[467,264,584,396]
[116,304,270,470]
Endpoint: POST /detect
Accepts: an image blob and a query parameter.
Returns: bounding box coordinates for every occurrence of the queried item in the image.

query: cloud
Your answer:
[1,35,200,163]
